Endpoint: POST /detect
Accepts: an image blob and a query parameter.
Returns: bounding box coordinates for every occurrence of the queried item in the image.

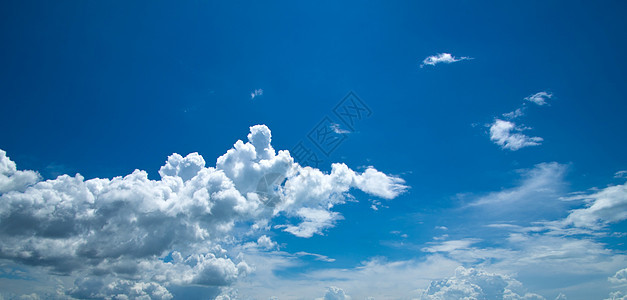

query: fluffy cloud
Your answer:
[0,150,40,194]
[0,125,406,297]
[420,53,472,67]
[320,286,351,300]
[489,119,543,151]
[421,267,545,300]
[525,92,552,106]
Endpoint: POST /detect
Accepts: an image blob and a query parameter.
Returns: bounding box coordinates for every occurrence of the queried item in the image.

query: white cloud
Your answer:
[319,286,351,300]
[489,119,543,151]
[503,108,525,120]
[564,181,627,229]
[422,239,480,253]
[421,266,545,300]
[615,171,627,179]
[470,162,567,208]
[525,92,552,106]
[609,268,627,284]
[606,291,627,300]
[0,150,40,194]
[420,53,473,67]
[251,89,263,99]
[330,123,351,134]
[294,251,336,262]
[0,124,407,298]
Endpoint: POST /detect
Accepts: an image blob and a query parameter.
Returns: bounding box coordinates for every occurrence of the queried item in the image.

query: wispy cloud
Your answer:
[251,88,263,99]
[614,170,627,179]
[420,53,473,68]
[330,123,351,134]
[524,91,552,106]
[294,251,336,263]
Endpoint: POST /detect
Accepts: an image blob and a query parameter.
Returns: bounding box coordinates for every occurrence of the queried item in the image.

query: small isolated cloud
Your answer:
[615,171,627,179]
[421,266,545,300]
[524,91,552,106]
[251,89,263,99]
[489,119,543,151]
[420,53,472,68]
[330,123,351,134]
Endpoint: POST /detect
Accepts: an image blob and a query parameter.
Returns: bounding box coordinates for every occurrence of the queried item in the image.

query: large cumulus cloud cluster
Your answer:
[0,125,407,298]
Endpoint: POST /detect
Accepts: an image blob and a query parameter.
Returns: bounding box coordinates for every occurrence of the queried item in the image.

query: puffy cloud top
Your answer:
[0,125,407,298]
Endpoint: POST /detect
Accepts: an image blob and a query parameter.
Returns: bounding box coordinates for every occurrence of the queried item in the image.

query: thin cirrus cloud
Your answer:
[525,91,552,106]
[0,125,407,298]
[420,53,473,68]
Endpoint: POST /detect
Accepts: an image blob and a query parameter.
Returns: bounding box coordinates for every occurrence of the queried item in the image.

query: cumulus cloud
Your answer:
[0,124,406,297]
[489,119,543,151]
[420,53,472,67]
[525,92,552,106]
[421,266,545,300]
[320,286,351,300]
[0,150,40,194]
[564,181,627,229]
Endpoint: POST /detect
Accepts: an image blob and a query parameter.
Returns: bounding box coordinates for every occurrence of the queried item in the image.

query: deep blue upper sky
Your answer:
[1,1,627,299]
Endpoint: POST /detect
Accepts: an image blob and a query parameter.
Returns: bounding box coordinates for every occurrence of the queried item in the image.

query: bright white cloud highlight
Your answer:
[420,53,472,67]
[489,119,543,151]
[0,124,407,298]
[525,91,552,106]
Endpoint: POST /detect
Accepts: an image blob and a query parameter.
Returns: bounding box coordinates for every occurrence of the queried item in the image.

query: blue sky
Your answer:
[1,1,627,299]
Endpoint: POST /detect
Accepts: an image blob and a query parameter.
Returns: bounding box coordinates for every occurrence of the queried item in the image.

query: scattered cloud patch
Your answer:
[525,91,552,106]
[489,119,543,151]
[420,53,472,68]
[503,108,525,120]
[615,171,627,179]
[250,89,263,99]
